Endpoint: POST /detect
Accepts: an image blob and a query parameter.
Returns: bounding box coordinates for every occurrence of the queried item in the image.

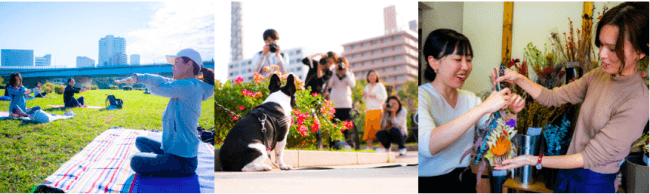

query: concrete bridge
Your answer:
[0,62,215,78]
[0,61,215,88]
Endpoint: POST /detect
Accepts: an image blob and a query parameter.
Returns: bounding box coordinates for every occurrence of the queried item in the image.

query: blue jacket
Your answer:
[7,86,27,113]
[135,73,214,158]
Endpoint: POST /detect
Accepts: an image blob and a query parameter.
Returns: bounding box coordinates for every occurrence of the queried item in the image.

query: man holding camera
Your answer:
[302,53,334,95]
[253,29,288,76]
[327,57,356,141]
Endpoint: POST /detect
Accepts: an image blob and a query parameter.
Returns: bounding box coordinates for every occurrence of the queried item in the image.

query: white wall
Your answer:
[461,2,504,94]
[419,2,465,85]
[510,2,584,84]
[426,1,622,94]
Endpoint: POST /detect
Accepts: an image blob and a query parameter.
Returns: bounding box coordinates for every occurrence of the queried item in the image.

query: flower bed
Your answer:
[214,69,347,149]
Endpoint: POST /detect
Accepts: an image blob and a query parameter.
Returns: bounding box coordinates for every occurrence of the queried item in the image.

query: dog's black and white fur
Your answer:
[220,74,297,171]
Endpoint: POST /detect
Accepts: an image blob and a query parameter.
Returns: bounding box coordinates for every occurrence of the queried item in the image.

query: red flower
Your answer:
[343,120,354,130]
[311,117,321,132]
[238,106,245,110]
[232,116,239,121]
[235,77,244,84]
[311,122,320,133]
[312,93,318,97]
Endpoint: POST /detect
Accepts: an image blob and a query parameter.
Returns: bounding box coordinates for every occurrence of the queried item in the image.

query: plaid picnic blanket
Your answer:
[37,127,215,193]
[37,127,154,193]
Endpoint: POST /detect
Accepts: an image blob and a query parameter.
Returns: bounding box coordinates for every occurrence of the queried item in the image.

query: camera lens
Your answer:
[387,103,393,108]
[269,43,278,53]
[338,63,345,70]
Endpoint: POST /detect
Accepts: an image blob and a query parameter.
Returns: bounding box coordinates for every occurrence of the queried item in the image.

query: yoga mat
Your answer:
[37,128,159,193]
[123,132,215,193]
[0,111,76,123]
[47,105,105,109]
[37,127,214,193]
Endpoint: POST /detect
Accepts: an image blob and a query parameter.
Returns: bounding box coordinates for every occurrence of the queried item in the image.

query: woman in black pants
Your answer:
[375,96,409,156]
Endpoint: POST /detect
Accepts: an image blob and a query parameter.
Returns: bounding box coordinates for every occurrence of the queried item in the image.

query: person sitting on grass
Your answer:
[7,73,41,118]
[33,81,48,98]
[63,78,90,108]
[115,48,215,177]
[375,95,408,156]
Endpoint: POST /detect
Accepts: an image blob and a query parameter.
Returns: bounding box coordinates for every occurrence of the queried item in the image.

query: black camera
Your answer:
[338,63,345,71]
[498,63,507,90]
[386,102,393,108]
[269,43,278,53]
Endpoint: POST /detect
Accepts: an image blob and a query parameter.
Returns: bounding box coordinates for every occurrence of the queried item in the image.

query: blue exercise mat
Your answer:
[121,132,215,193]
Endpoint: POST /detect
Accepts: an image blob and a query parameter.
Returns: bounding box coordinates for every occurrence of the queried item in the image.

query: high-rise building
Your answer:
[130,54,140,65]
[1,49,34,67]
[231,2,243,61]
[98,35,126,67]
[35,54,52,66]
[76,56,95,68]
[228,47,312,83]
[409,20,417,32]
[341,5,418,91]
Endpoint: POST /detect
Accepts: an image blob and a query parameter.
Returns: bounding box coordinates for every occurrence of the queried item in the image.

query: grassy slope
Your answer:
[0,89,214,193]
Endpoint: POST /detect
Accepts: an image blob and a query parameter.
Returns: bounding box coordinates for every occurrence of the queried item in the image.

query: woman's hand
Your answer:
[480,88,512,113]
[508,94,525,114]
[494,155,536,170]
[492,68,527,86]
[115,76,136,84]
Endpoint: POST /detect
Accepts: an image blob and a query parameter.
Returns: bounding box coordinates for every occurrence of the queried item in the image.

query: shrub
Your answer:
[54,85,65,94]
[110,86,118,90]
[215,69,348,148]
[43,82,55,94]
[91,85,98,90]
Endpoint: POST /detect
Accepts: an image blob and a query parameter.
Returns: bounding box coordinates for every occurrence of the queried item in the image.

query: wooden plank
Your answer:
[582,2,594,39]
[501,2,514,64]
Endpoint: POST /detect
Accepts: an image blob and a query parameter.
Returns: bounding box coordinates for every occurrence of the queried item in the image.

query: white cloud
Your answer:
[126,1,214,65]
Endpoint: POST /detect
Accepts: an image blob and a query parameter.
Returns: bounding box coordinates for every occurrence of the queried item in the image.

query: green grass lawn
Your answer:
[0,89,214,193]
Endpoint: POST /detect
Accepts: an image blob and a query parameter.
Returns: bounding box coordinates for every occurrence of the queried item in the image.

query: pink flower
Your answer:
[235,77,244,84]
[232,116,239,121]
[298,125,308,137]
[238,106,245,110]
[312,93,318,97]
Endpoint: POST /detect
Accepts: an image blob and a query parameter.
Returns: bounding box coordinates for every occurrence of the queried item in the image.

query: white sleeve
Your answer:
[376,83,388,103]
[418,88,436,158]
[278,53,289,73]
[252,52,265,73]
[395,107,408,136]
[346,72,356,88]
[475,95,490,129]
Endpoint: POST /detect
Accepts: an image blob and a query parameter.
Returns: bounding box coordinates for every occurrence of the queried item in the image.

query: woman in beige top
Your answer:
[494,2,648,193]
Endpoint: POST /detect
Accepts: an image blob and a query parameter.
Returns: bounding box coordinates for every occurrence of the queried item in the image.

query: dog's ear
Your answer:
[268,74,281,92]
[284,74,296,96]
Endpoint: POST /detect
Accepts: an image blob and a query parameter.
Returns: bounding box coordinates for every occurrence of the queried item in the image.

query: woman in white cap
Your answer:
[116,48,214,177]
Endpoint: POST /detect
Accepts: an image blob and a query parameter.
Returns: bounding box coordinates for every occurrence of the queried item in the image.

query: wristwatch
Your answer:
[536,153,544,170]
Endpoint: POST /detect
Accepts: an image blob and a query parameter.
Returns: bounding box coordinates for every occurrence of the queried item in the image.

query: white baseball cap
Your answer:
[166,48,203,67]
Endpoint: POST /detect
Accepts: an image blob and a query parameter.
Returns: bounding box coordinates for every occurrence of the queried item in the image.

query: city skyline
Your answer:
[0,1,214,68]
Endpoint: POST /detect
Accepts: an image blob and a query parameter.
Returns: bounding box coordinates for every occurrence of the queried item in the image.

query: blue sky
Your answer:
[0,1,214,67]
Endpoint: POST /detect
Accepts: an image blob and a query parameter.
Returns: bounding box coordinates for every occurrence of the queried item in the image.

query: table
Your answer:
[502,173,626,193]
[502,174,553,193]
